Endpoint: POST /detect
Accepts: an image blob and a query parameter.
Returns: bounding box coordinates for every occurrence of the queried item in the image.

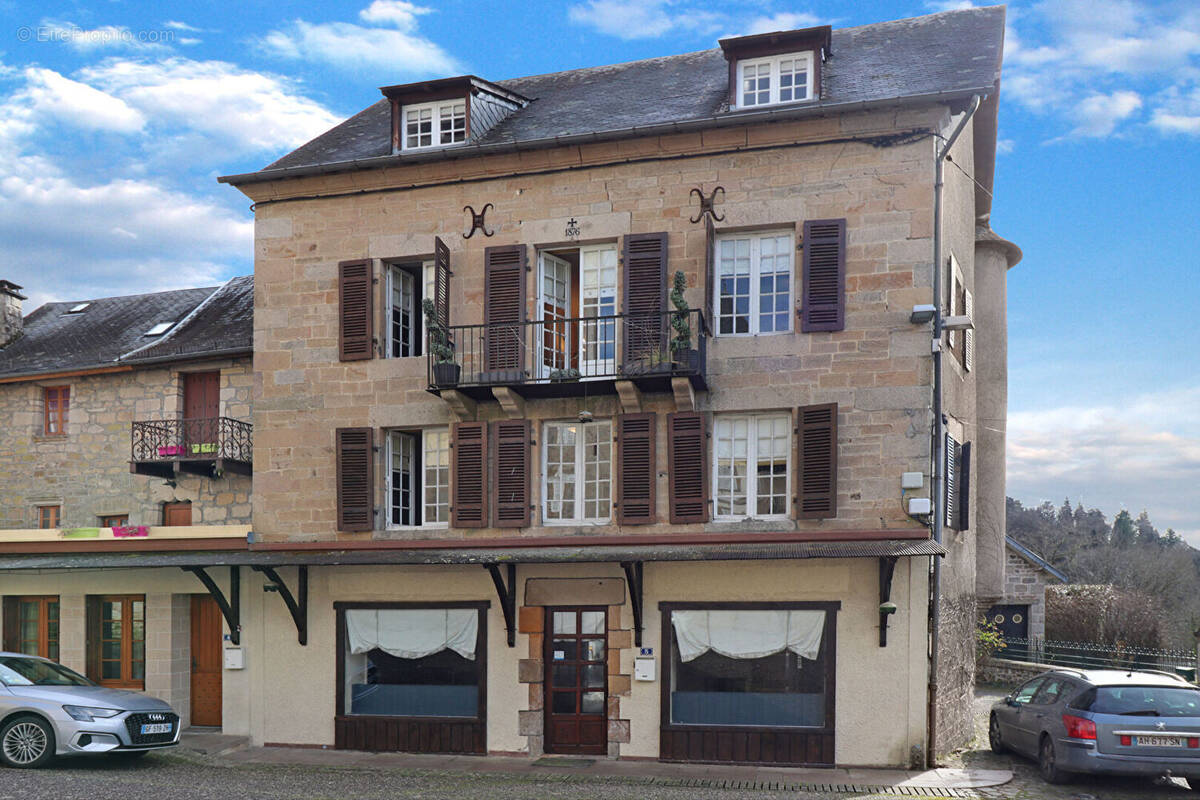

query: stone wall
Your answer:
[976,656,1045,689]
[0,357,252,528]
[934,591,977,755]
[244,105,950,543]
[991,549,1054,641]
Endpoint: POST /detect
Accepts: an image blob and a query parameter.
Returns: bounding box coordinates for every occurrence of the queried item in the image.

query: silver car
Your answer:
[0,652,180,768]
[990,667,1200,788]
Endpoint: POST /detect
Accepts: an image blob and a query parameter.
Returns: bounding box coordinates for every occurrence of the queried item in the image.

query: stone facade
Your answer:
[997,548,1058,641]
[0,357,252,529]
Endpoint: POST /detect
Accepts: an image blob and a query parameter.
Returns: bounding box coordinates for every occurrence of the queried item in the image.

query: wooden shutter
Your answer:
[451,422,488,528]
[703,215,716,326]
[958,441,972,531]
[492,419,531,528]
[622,232,668,370]
[1,597,16,652]
[801,219,846,332]
[667,411,707,524]
[338,259,374,361]
[85,596,101,681]
[336,427,375,532]
[944,433,960,531]
[796,403,838,519]
[616,413,656,525]
[964,288,975,372]
[434,235,451,330]
[484,244,527,379]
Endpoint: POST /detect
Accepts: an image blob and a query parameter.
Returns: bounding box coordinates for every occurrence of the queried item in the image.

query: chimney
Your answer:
[0,280,27,348]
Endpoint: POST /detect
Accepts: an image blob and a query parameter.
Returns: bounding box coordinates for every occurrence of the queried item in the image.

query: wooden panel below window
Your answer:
[659,728,834,766]
[334,716,485,754]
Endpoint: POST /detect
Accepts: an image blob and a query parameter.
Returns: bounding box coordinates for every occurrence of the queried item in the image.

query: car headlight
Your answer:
[63,705,122,722]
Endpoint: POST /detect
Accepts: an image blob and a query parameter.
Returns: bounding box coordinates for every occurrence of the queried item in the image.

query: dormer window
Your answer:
[720,24,831,112]
[404,100,466,151]
[738,52,815,108]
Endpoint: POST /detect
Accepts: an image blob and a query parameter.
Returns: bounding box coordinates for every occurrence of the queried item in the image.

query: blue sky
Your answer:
[0,0,1196,539]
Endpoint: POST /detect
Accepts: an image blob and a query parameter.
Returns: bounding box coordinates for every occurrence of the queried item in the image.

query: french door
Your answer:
[544,607,608,755]
[540,252,572,378]
[579,245,617,377]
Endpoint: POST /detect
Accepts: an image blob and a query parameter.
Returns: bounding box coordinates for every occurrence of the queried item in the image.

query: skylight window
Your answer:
[66,303,90,314]
[145,322,174,336]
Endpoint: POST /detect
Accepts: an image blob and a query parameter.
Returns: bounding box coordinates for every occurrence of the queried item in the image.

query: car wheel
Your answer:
[0,715,55,769]
[988,714,1007,754]
[1038,735,1071,785]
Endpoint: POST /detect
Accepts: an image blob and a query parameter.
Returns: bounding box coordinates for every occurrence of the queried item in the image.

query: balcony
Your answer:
[426,309,708,400]
[130,417,252,479]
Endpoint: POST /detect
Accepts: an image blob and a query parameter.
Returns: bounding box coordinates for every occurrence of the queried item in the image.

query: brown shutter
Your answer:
[338,259,374,361]
[484,244,527,379]
[492,419,531,528]
[1,597,16,652]
[616,413,656,525]
[622,232,668,370]
[451,421,488,528]
[667,411,707,524]
[796,403,838,519]
[434,235,451,329]
[801,219,846,332]
[703,215,716,326]
[85,596,101,681]
[336,427,375,532]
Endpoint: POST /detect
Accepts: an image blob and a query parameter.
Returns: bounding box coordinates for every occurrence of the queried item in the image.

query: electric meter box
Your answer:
[634,657,656,682]
[224,647,245,670]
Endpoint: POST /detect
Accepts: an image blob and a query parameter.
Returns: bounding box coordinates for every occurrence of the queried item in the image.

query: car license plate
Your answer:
[1135,735,1182,747]
[140,723,172,735]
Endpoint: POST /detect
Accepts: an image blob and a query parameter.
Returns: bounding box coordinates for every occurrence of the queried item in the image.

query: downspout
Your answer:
[927,94,980,768]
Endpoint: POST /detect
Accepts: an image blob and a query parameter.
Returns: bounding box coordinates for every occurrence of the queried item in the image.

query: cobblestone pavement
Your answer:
[945,687,1195,799]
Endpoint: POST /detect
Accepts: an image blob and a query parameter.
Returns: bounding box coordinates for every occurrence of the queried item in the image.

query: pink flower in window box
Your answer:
[157,445,183,457]
[112,525,149,538]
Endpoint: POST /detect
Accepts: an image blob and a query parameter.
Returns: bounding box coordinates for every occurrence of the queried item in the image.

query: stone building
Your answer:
[0,277,254,733]
[981,536,1068,645]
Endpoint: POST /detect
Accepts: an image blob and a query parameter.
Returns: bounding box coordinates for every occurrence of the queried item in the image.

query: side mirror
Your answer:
[1005,695,1017,707]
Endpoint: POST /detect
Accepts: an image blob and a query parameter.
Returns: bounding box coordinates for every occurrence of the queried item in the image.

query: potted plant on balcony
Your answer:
[668,270,699,373]
[422,298,459,386]
[549,367,581,383]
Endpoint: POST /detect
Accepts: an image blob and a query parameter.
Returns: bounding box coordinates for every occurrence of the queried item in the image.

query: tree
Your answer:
[1165,528,1183,547]
[1111,510,1136,549]
[1135,510,1160,546]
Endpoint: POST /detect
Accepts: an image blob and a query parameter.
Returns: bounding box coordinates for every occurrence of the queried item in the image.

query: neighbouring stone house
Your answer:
[214,5,1019,766]
[981,536,1068,644]
[0,276,254,733]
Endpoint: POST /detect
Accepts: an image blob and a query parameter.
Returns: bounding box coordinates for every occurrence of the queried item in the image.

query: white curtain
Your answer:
[671,610,825,663]
[345,608,478,660]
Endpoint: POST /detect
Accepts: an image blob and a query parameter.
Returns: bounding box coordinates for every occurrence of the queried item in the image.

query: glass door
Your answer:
[579,245,617,377]
[544,607,608,755]
[540,252,572,379]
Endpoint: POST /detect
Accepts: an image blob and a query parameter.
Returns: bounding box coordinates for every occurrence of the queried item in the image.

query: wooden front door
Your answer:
[544,607,608,755]
[190,595,223,727]
[182,371,220,452]
[163,502,192,526]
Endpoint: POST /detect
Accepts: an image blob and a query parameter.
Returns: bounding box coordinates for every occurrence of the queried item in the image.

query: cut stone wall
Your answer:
[976,656,1046,689]
[935,591,977,755]
[0,358,252,528]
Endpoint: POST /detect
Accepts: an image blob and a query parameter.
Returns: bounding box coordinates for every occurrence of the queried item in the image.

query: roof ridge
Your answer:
[838,4,1004,34]
[37,284,220,311]
[499,48,716,87]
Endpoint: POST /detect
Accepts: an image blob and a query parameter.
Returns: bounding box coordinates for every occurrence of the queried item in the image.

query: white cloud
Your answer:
[16,67,146,133]
[37,20,171,52]
[567,0,722,40]
[260,3,457,75]
[996,137,1015,154]
[1150,85,1200,134]
[1069,90,1142,137]
[925,1,980,11]
[163,21,204,32]
[78,58,340,154]
[1008,386,1200,543]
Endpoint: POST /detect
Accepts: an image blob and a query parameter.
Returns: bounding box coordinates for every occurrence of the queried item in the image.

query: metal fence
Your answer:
[1000,636,1196,673]
[131,417,252,463]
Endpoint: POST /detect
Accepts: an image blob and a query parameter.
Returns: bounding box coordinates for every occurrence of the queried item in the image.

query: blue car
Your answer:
[990,667,1200,788]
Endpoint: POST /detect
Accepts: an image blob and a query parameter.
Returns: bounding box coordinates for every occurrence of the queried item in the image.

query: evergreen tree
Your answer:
[1135,510,1160,545]
[1111,510,1137,549]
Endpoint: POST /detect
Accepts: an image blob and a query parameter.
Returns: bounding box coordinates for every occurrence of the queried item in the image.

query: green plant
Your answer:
[976,617,1007,667]
[422,298,454,364]
[549,367,581,381]
[668,270,692,356]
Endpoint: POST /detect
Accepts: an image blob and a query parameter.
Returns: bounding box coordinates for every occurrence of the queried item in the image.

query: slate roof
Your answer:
[228,6,1005,183]
[1006,536,1069,583]
[0,277,253,379]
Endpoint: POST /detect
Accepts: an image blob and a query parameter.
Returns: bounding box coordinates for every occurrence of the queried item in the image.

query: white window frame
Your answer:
[541,419,613,525]
[386,260,434,358]
[385,427,450,529]
[735,51,816,109]
[713,229,794,337]
[712,413,792,522]
[947,255,973,373]
[401,100,466,151]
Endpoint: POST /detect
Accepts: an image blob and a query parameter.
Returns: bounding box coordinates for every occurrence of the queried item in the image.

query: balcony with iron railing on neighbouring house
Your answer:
[130,417,252,479]
[426,309,708,399]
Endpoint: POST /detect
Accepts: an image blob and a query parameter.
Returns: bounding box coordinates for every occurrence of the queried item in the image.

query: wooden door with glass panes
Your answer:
[94,595,146,688]
[14,597,59,660]
[544,607,608,755]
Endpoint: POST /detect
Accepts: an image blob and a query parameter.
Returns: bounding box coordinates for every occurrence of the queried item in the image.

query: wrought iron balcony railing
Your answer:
[426,309,708,396]
[130,417,252,478]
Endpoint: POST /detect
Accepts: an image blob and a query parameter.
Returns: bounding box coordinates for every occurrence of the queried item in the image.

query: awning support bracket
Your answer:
[182,565,241,645]
[252,565,308,646]
[621,561,645,648]
[879,555,899,647]
[486,563,517,647]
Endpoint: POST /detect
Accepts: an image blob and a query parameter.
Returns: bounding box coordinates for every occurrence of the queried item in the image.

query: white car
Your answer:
[0,652,180,768]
